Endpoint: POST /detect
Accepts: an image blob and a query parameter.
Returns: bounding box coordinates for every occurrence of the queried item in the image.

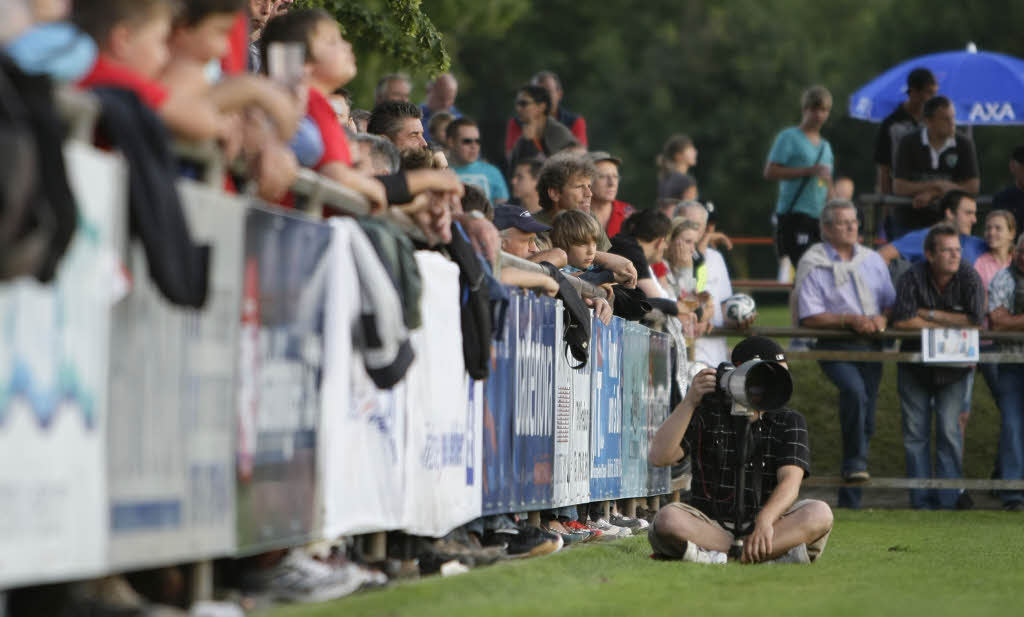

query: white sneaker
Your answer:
[767,543,811,564]
[245,550,379,603]
[591,518,632,538]
[681,541,727,565]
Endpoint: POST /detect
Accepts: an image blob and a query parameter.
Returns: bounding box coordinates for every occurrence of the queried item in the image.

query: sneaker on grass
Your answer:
[487,525,563,557]
[563,520,602,541]
[546,519,590,545]
[241,550,377,603]
[610,513,648,531]
[681,541,727,565]
[590,518,631,538]
[766,543,810,564]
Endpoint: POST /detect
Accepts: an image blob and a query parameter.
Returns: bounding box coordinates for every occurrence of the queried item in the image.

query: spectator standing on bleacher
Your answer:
[420,72,459,144]
[991,146,1024,236]
[374,72,411,104]
[892,95,979,234]
[509,157,543,214]
[873,68,938,238]
[794,200,895,509]
[974,210,1017,429]
[656,134,699,204]
[506,84,578,175]
[588,151,634,238]
[891,223,984,510]
[505,70,587,156]
[446,117,508,204]
[987,234,1024,511]
[879,190,985,267]
[764,86,835,269]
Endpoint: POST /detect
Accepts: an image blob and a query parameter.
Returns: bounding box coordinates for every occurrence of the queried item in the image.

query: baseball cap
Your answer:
[731,336,787,365]
[587,151,622,166]
[493,204,552,233]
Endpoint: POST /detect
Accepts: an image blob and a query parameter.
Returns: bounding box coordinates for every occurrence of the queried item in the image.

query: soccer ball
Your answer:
[724,293,756,323]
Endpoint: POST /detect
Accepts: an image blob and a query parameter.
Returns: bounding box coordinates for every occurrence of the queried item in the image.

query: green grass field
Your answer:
[264,510,1023,617]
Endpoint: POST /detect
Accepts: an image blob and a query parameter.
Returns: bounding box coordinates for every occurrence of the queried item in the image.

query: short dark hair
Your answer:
[332,86,353,106]
[621,208,672,243]
[924,222,959,254]
[1011,145,1024,164]
[939,190,971,218]
[515,157,544,179]
[517,84,552,116]
[259,8,334,73]
[72,0,173,47]
[536,153,597,211]
[368,101,423,140]
[445,116,478,142]
[461,184,494,220]
[906,67,937,92]
[175,0,246,27]
[923,95,953,119]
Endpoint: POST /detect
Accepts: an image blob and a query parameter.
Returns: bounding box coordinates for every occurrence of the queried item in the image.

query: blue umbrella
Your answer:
[849,43,1024,125]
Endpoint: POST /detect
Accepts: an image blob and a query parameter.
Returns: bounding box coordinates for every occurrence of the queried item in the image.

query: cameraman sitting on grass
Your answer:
[647,337,834,564]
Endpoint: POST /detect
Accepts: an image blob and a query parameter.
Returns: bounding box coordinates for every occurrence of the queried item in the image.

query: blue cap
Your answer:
[493,204,552,233]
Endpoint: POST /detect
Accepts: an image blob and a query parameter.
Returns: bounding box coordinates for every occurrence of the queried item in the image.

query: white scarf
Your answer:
[790,242,878,326]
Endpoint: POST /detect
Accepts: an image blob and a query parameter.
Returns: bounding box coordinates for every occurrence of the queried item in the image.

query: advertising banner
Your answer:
[620,322,651,498]
[0,144,124,586]
[482,292,518,515]
[552,307,591,508]
[107,180,242,569]
[236,205,330,553]
[402,251,480,537]
[319,219,407,537]
[513,294,555,511]
[646,331,672,496]
[589,316,623,501]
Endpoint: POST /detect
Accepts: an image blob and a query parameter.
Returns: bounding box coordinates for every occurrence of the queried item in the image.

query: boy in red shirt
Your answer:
[259,9,386,211]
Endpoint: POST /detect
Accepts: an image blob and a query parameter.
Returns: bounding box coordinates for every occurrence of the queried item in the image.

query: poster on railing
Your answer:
[620,322,651,498]
[107,181,242,570]
[402,251,481,537]
[319,219,408,537]
[0,144,124,587]
[552,308,592,508]
[236,205,329,553]
[590,316,623,501]
[482,292,518,515]
[646,331,672,496]
[514,293,556,511]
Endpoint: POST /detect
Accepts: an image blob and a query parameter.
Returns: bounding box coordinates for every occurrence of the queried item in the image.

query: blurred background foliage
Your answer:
[310,0,1024,274]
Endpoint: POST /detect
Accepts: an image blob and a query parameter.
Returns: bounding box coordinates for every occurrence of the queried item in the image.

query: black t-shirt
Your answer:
[893,129,979,229]
[874,104,921,168]
[992,184,1024,239]
[682,401,811,528]
[609,234,652,280]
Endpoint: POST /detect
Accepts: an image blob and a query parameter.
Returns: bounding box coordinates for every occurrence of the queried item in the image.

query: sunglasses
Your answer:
[460,138,481,145]
[514,99,534,108]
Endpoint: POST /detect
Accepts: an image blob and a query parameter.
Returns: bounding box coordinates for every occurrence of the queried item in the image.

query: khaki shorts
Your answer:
[648,500,831,562]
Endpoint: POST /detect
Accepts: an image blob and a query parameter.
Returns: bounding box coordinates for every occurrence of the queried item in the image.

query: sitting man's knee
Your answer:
[804,499,834,533]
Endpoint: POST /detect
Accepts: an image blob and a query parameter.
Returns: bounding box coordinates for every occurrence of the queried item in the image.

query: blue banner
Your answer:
[236,206,329,552]
[513,293,555,510]
[647,331,672,496]
[620,322,651,498]
[589,316,623,500]
[483,292,518,514]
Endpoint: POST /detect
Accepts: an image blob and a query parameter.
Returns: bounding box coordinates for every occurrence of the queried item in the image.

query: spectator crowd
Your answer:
[3,0,1024,613]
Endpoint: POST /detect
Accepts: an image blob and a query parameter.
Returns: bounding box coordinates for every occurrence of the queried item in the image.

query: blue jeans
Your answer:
[817,342,883,509]
[996,364,1024,505]
[897,365,967,509]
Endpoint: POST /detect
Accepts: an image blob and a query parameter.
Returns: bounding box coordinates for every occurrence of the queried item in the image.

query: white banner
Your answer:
[401,251,480,537]
[106,180,242,569]
[320,220,407,537]
[0,143,124,587]
[552,307,592,508]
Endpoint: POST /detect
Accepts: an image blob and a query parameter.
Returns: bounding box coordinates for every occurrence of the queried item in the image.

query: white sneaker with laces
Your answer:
[681,541,727,564]
[591,518,632,538]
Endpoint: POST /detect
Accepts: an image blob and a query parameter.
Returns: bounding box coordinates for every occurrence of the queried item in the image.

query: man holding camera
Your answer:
[648,337,834,564]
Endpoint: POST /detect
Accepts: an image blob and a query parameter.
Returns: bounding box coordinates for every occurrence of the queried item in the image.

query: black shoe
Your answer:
[492,525,562,558]
[956,490,974,510]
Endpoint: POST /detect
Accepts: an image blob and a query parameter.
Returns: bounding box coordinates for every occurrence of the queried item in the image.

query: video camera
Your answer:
[709,359,793,417]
